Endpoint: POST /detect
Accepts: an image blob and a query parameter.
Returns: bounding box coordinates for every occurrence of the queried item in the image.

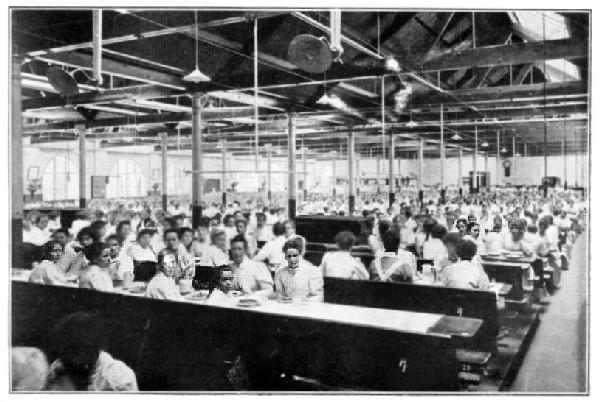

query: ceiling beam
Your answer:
[411,80,587,105]
[417,38,587,72]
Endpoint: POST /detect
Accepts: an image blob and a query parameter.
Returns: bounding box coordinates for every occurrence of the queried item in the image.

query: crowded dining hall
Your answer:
[9,8,589,394]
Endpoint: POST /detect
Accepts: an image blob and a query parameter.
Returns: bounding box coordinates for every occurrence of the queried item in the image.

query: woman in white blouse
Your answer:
[369,228,416,282]
[422,224,448,268]
[145,253,182,300]
[78,243,114,292]
[29,240,69,286]
[320,231,369,280]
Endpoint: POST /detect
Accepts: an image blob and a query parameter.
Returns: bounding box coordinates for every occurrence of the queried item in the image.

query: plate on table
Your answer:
[127,285,147,294]
[229,290,244,298]
[504,253,524,259]
[486,252,501,257]
[186,290,209,301]
[237,298,261,308]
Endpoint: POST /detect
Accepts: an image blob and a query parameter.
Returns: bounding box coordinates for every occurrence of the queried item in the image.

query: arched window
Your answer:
[41,156,79,201]
[167,163,191,195]
[106,159,146,198]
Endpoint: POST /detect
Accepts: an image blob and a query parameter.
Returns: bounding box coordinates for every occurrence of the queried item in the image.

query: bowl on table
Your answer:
[186,290,209,301]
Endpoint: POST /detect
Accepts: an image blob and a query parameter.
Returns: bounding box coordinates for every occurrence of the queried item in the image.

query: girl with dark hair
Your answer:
[320,231,369,280]
[274,238,323,302]
[422,224,448,268]
[440,239,490,290]
[78,243,113,292]
[44,312,138,391]
[29,240,69,285]
[369,229,416,282]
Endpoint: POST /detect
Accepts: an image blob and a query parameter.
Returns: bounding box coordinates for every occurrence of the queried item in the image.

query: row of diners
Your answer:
[12,186,586,391]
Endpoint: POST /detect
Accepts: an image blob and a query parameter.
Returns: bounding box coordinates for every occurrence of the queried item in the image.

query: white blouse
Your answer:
[145,272,181,301]
[320,251,369,280]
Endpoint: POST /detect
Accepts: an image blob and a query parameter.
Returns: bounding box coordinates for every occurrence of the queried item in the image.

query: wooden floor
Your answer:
[510,231,588,393]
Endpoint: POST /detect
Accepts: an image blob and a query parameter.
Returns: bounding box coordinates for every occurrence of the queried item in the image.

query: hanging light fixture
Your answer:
[481,141,489,147]
[183,10,211,83]
[501,146,507,153]
[451,132,462,140]
[406,118,418,128]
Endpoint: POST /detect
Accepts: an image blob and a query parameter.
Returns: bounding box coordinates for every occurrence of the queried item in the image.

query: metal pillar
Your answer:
[11,55,23,257]
[458,146,463,188]
[288,112,297,219]
[376,156,381,194]
[562,138,567,186]
[77,124,86,208]
[512,136,516,185]
[418,138,424,190]
[332,153,337,197]
[348,128,356,215]
[496,130,501,186]
[473,125,478,191]
[160,132,168,212]
[221,140,227,206]
[440,104,445,189]
[92,10,103,85]
[388,135,395,207]
[266,143,272,201]
[192,93,203,227]
[484,152,489,188]
[302,147,308,200]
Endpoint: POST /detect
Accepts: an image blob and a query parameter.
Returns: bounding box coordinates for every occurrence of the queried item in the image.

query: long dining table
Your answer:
[12,274,483,391]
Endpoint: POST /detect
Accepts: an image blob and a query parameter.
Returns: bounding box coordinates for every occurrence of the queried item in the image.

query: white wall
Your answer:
[21,140,589,201]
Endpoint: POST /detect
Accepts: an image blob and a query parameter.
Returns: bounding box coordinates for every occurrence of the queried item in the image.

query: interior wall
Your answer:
[22,141,589,201]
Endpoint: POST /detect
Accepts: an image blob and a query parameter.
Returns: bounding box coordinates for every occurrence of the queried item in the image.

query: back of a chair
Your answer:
[416,258,434,273]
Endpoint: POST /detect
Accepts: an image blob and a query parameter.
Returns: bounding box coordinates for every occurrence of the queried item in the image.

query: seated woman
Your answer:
[368,229,416,282]
[199,228,230,267]
[145,253,182,301]
[501,220,534,256]
[438,232,462,270]
[320,231,369,280]
[422,224,448,268]
[415,218,437,257]
[78,243,114,292]
[126,229,157,282]
[274,237,323,302]
[440,239,490,290]
[463,222,486,255]
[158,229,195,282]
[44,312,138,391]
[29,240,69,286]
[228,234,274,297]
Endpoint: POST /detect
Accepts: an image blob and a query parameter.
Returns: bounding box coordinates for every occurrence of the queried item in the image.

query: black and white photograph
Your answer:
[5,4,592,395]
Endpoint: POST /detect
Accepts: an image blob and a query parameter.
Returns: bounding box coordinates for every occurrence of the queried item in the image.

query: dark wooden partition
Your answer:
[324,277,498,352]
[12,281,460,391]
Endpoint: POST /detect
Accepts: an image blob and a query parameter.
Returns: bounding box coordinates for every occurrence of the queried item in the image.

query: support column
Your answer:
[221,140,227,206]
[397,154,401,191]
[376,156,381,194]
[496,130,501,186]
[512,136,517,185]
[388,135,395,207]
[288,112,297,219]
[77,124,86,208]
[160,132,168,212]
[192,93,203,227]
[266,143,272,202]
[473,125,478,192]
[92,10,103,85]
[11,55,23,258]
[562,138,567,187]
[348,128,356,215]
[440,105,445,189]
[302,147,308,200]
[418,139,424,189]
[458,146,463,189]
[332,152,336,197]
[484,152,489,189]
